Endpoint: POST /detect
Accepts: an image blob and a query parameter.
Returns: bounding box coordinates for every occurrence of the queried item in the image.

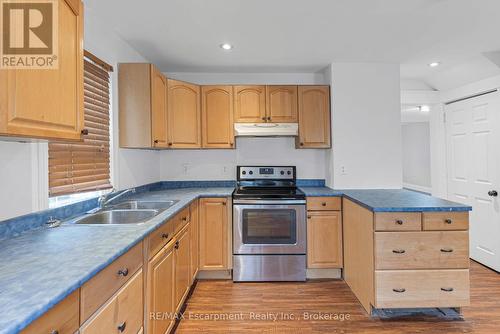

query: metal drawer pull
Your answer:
[321,202,327,206]
[440,248,454,253]
[395,219,404,225]
[441,287,454,292]
[182,216,187,221]
[117,321,127,332]
[392,249,406,254]
[444,219,453,224]
[174,241,180,249]
[161,233,169,239]
[117,268,129,277]
[393,288,406,293]
[50,330,59,334]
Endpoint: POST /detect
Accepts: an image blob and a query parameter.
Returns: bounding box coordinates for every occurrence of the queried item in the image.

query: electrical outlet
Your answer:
[182,163,190,175]
[341,166,347,175]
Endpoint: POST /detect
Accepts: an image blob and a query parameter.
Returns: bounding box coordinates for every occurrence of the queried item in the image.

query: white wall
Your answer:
[328,63,403,189]
[160,137,327,180]
[166,72,326,85]
[401,122,431,191]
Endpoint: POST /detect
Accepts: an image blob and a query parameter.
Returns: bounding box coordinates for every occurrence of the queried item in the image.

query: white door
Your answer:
[446,91,500,272]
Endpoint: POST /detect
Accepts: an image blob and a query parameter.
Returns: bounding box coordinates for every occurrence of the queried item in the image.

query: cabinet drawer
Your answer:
[20,289,79,334]
[375,231,469,269]
[81,242,143,323]
[148,220,174,259]
[375,269,470,308]
[422,212,469,231]
[174,206,191,234]
[307,197,341,211]
[374,212,421,231]
[81,270,143,334]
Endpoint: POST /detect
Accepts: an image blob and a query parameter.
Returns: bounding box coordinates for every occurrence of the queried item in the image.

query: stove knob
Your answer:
[242,171,246,175]
[249,171,253,175]
[280,171,285,175]
[287,171,292,175]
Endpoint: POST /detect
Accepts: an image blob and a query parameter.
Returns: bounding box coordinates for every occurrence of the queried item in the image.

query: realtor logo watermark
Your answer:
[0,0,58,69]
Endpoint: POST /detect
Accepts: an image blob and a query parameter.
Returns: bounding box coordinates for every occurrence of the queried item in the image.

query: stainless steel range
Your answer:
[232,166,306,282]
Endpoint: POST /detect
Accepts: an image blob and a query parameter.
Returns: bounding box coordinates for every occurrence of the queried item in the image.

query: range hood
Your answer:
[234,123,298,137]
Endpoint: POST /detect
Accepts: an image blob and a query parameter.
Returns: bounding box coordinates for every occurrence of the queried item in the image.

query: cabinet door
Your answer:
[167,79,201,148]
[297,86,331,148]
[0,0,84,140]
[174,225,191,312]
[265,85,298,123]
[190,200,199,282]
[147,241,175,334]
[234,86,266,123]
[307,211,343,268]
[150,65,168,148]
[201,86,234,148]
[199,198,228,270]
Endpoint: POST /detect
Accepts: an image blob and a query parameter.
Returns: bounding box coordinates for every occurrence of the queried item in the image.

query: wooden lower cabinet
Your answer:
[190,200,200,282]
[307,211,343,269]
[343,198,470,313]
[175,224,191,311]
[147,240,175,334]
[20,289,79,334]
[80,270,143,334]
[199,198,229,270]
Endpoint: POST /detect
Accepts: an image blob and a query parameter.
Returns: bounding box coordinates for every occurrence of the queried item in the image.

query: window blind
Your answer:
[48,52,112,197]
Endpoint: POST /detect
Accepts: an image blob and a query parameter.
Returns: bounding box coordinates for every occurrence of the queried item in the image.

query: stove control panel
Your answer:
[238,166,295,180]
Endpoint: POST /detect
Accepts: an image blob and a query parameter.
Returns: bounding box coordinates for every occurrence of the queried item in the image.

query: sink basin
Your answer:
[108,200,179,210]
[72,209,159,225]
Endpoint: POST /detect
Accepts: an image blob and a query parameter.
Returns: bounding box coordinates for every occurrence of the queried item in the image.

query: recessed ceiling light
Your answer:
[428,62,441,67]
[220,43,233,51]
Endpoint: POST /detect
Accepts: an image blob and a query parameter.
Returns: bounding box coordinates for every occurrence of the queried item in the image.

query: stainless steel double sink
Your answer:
[68,200,179,225]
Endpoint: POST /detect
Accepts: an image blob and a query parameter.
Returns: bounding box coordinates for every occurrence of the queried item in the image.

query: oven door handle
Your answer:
[232,199,306,205]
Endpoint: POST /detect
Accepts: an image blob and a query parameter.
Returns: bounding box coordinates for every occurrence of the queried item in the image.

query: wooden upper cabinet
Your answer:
[266,85,298,123]
[150,66,168,148]
[167,79,201,148]
[234,86,266,123]
[297,85,331,148]
[201,86,234,148]
[0,0,84,140]
[119,63,168,148]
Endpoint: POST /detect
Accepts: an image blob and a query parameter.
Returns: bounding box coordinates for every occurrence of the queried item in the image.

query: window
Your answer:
[48,51,113,202]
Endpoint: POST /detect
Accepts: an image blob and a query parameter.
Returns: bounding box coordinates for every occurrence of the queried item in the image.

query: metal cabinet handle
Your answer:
[261,117,266,121]
[174,241,180,249]
[441,287,454,292]
[395,219,404,225]
[444,219,453,224]
[50,330,59,334]
[117,268,129,277]
[117,321,127,332]
[488,190,498,197]
[267,117,271,121]
[307,215,312,219]
[182,216,187,221]
[154,139,159,144]
[392,249,406,254]
[300,142,304,146]
[168,142,173,146]
[161,233,169,239]
[440,248,454,253]
[393,288,406,293]
[81,129,89,135]
[222,201,227,206]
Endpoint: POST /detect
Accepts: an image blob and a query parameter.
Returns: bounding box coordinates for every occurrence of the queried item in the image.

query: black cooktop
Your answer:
[232,186,305,200]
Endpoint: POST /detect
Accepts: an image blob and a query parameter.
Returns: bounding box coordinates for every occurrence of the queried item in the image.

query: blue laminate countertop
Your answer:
[301,187,471,212]
[0,187,233,334]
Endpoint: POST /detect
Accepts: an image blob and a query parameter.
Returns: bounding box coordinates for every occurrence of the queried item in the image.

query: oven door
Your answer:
[233,200,306,255]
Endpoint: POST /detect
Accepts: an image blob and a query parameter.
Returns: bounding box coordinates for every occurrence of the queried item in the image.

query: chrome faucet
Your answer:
[98,188,136,208]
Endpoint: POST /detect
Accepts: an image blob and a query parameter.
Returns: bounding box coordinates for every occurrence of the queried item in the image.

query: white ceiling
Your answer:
[85,0,500,85]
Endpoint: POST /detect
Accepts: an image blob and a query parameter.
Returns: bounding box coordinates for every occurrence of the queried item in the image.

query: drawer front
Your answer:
[81,270,143,334]
[375,212,421,231]
[375,269,470,308]
[21,289,79,334]
[423,212,469,231]
[174,206,191,234]
[375,231,469,269]
[81,241,143,323]
[307,197,341,211]
[148,220,174,259]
